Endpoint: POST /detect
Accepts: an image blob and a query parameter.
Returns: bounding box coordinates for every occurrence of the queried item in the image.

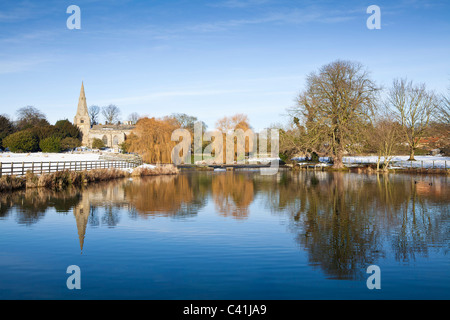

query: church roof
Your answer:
[91,124,136,131]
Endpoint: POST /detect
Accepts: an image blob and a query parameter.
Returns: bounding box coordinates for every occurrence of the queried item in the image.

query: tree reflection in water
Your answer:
[0,187,82,225]
[212,173,255,220]
[123,175,207,218]
[262,171,449,279]
[0,171,448,279]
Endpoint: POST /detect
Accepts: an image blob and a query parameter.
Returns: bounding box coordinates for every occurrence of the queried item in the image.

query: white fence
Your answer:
[0,159,143,177]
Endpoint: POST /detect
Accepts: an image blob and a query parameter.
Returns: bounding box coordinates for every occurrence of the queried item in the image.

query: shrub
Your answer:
[92,138,105,149]
[309,152,319,162]
[3,130,39,152]
[0,115,15,149]
[31,125,57,141]
[119,141,129,153]
[279,153,289,163]
[39,136,62,153]
[60,137,81,151]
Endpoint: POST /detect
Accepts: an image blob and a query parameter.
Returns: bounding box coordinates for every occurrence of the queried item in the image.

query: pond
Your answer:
[0,171,448,299]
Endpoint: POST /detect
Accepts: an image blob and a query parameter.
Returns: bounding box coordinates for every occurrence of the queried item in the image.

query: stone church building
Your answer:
[73,82,135,149]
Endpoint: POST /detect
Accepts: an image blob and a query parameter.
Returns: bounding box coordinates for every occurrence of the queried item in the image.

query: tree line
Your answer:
[0,101,255,162]
[0,106,82,153]
[279,60,450,169]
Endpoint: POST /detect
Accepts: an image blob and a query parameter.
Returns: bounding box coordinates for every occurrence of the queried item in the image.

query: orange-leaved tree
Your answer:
[125,117,180,164]
[215,114,254,163]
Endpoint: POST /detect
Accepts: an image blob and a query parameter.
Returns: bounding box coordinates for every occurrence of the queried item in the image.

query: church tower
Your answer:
[73,82,91,146]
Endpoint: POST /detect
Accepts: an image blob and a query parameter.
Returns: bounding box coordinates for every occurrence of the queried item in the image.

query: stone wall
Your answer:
[88,129,133,149]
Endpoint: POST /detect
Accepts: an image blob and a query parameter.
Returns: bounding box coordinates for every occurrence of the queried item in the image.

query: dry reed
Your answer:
[2,163,179,191]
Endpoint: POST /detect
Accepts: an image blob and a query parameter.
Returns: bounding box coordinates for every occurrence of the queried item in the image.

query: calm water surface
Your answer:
[0,171,448,299]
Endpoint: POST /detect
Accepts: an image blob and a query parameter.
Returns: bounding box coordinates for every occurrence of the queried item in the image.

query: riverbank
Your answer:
[292,162,450,175]
[0,164,178,192]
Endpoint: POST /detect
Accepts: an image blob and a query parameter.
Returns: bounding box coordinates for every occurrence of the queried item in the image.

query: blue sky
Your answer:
[0,0,449,130]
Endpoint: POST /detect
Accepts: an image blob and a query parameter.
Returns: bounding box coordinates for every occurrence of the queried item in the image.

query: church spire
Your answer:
[76,81,88,117]
[74,81,91,146]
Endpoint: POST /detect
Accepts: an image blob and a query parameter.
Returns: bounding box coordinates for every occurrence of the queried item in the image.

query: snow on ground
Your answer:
[292,155,450,169]
[118,163,157,174]
[247,157,280,164]
[0,152,101,163]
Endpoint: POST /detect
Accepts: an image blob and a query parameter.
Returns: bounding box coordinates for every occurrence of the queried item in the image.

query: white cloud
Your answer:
[0,57,49,74]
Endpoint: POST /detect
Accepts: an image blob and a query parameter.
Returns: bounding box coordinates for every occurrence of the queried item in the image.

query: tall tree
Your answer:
[88,105,100,125]
[387,78,439,160]
[291,60,379,168]
[125,117,179,163]
[101,104,121,124]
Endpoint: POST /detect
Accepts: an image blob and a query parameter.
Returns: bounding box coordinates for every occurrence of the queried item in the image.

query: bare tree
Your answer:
[366,109,403,171]
[171,113,207,132]
[387,78,439,160]
[127,112,140,125]
[290,60,380,168]
[437,87,450,124]
[215,114,250,133]
[102,104,121,124]
[88,105,100,125]
[16,106,49,130]
[278,120,307,161]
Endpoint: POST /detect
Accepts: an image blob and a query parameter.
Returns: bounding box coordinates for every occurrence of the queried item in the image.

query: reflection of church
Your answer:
[73,195,90,254]
[72,185,132,253]
[73,82,135,149]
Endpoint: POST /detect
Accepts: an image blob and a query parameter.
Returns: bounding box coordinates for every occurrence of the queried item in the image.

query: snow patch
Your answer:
[0,152,101,163]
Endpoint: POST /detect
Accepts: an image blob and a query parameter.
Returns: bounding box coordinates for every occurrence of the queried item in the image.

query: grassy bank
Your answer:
[0,165,179,192]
